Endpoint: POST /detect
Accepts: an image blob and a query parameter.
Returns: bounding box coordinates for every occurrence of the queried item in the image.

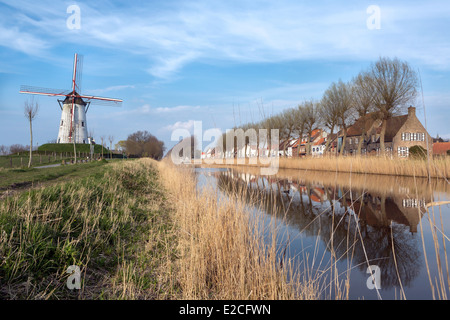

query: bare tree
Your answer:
[24,98,39,168]
[125,131,165,160]
[327,80,354,156]
[108,135,114,159]
[352,71,377,155]
[100,135,105,159]
[302,100,320,156]
[320,84,341,154]
[294,105,307,156]
[0,145,9,156]
[368,57,418,156]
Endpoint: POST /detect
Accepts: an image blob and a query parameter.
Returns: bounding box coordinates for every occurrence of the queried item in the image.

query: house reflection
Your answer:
[211,168,446,290]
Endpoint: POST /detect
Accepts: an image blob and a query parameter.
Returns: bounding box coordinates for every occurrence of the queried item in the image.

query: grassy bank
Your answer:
[0,160,110,192]
[0,159,178,299]
[38,143,107,154]
[202,155,450,179]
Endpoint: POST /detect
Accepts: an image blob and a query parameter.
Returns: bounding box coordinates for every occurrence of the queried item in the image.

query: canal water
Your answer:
[195,166,450,300]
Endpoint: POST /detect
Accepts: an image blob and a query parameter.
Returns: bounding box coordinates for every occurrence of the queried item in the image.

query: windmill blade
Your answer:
[20,85,71,97]
[74,54,83,93]
[79,94,123,107]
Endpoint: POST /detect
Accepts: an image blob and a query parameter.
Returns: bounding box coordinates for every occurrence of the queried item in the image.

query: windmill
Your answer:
[20,53,122,144]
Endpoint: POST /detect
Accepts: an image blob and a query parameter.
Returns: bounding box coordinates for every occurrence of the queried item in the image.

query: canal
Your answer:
[195,166,450,300]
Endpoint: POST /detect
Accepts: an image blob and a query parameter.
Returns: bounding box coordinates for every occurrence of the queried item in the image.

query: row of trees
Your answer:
[0,144,32,155]
[219,57,419,157]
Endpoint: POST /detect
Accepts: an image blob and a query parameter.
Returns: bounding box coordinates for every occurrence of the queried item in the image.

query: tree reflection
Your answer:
[216,169,425,290]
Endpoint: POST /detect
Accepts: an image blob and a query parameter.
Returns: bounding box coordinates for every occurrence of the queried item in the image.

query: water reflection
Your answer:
[202,167,450,298]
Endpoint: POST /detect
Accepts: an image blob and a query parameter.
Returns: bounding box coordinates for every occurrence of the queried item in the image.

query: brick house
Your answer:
[340,106,432,158]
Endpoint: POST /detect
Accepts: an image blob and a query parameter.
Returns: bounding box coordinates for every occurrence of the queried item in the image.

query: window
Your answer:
[81,121,85,127]
[405,132,425,141]
[60,120,64,126]
[355,137,358,144]
[417,133,425,141]
[398,146,409,158]
[349,138,352,145]
[402,132,411,141]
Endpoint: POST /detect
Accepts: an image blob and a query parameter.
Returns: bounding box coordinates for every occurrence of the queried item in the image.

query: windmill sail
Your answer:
[20,53,123,144]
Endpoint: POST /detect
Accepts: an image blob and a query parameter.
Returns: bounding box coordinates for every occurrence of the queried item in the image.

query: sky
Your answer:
[1,0,449,153]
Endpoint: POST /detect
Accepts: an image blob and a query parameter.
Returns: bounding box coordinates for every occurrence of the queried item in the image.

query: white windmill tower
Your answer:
[20,53,122,144]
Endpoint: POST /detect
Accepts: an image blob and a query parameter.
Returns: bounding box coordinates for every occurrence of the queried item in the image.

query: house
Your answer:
[279,138,297,157]
[433,142,450,156]
[311,131,328,157]
[340,106,432,158]
[299,129,327,157]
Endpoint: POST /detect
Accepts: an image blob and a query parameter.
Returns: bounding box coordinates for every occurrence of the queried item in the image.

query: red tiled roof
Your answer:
[433,142,450,155]
[313,137,326,146]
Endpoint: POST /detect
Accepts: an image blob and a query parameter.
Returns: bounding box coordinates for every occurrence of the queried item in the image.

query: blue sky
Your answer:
[1,0,449,152]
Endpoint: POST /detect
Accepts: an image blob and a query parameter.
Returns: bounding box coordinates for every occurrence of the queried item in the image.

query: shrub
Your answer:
[409,145,427,159]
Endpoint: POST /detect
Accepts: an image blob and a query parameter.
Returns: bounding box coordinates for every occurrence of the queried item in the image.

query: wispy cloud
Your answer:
[2,0,450,80]
[87,84,135,95]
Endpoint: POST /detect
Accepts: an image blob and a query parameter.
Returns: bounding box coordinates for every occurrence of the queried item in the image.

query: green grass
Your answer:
[0,159,179,299]
[0,160,112,191]
[0,154,76,169]
[38,143,109,154]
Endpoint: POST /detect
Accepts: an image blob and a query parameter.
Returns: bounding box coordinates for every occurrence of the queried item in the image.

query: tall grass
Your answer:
[157,159,319,300]
[204,155,450,179]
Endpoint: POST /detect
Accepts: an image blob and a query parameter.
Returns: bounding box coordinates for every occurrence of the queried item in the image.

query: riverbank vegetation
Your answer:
[202,155,450,179]
[0,158,318,300]
[157,159,318,299]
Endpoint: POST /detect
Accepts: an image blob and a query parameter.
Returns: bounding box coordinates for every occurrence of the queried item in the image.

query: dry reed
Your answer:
[204,155,450,179]
[157,159,319,300]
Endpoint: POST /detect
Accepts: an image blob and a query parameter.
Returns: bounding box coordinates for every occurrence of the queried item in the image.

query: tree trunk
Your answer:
[324,125,335,154]
[339,128,347,156]
[28,119,32,168]
[306,131,312,156]
[73,140,77,163]
[357,123,367,156]
[379,119,387,157]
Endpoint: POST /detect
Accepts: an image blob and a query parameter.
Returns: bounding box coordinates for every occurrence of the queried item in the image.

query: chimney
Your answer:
[408,106,416,117]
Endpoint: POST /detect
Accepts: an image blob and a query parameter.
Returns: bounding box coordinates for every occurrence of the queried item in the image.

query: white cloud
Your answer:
[162,119,196,132]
